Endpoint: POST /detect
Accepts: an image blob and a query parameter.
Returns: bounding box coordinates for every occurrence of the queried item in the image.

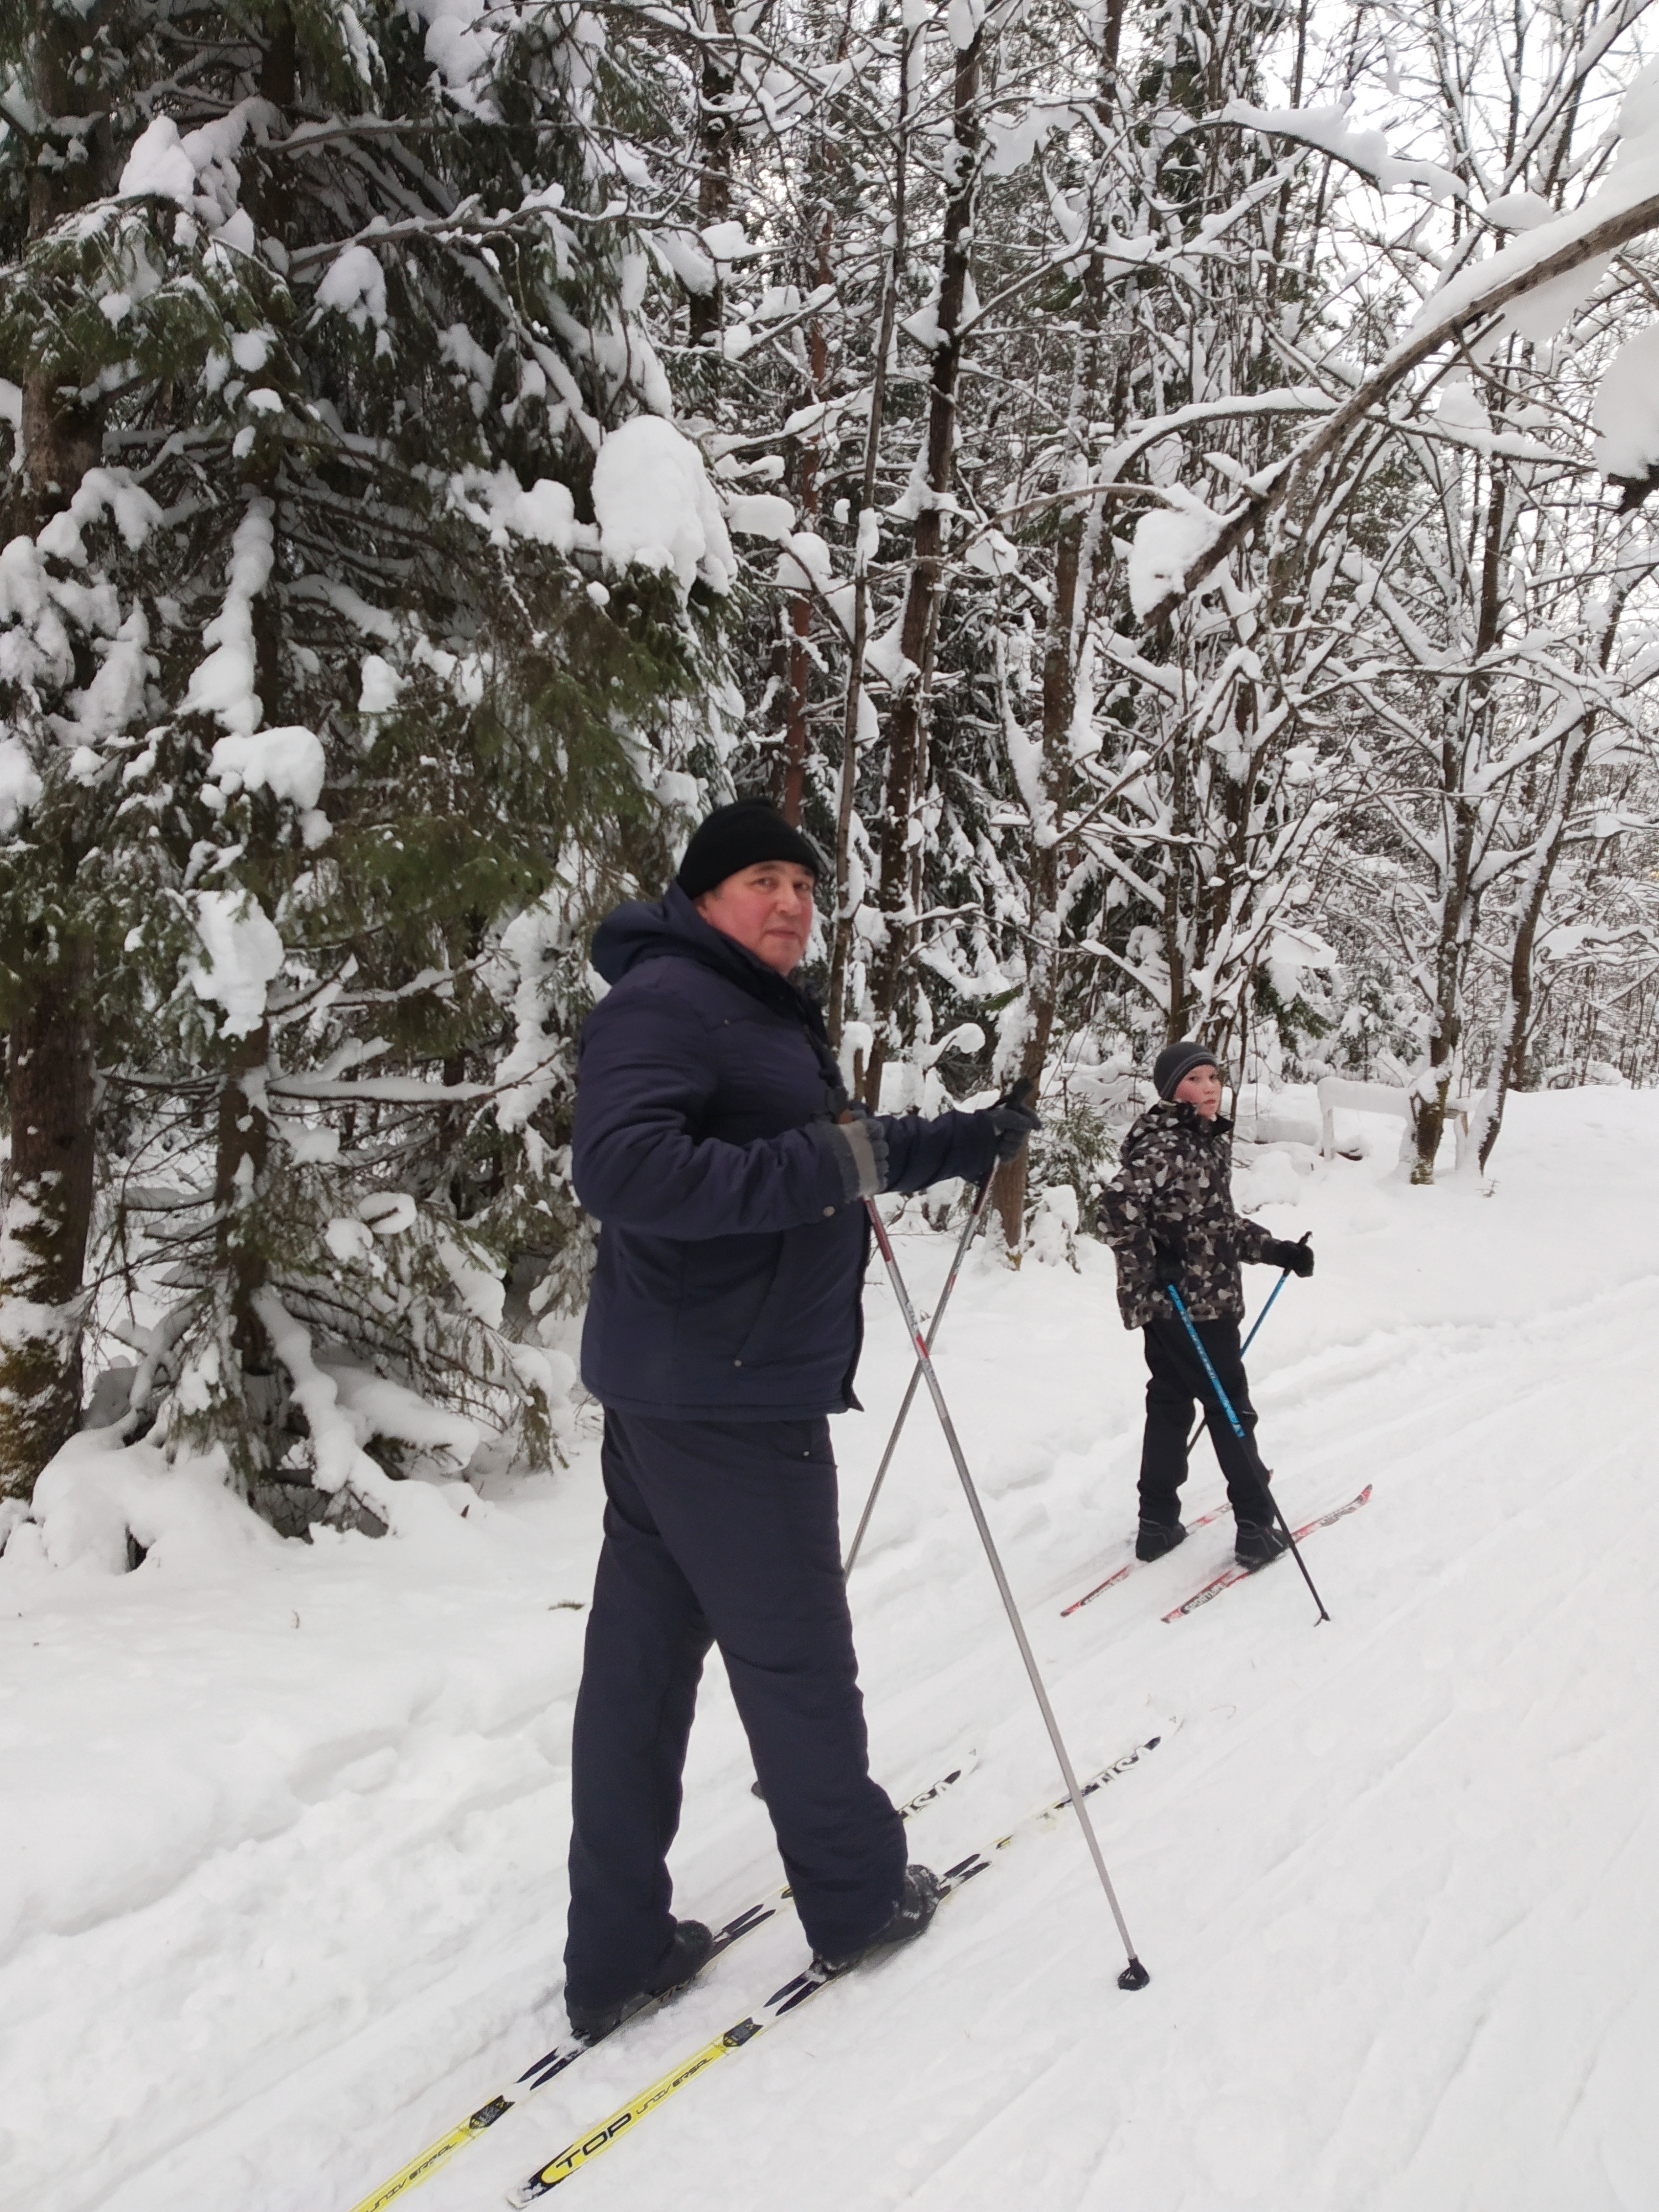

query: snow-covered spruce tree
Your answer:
[0,2,732,1520]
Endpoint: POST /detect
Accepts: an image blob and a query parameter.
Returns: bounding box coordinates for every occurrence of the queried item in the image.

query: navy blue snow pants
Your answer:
[564,1409,906,2008]
[1139,1313,1275,1529]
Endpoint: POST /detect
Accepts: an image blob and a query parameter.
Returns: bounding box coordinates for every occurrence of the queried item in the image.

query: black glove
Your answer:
[982,1076,1042,1165]
[1152,1239,1185,1291]
[1262,1235,1314,1278]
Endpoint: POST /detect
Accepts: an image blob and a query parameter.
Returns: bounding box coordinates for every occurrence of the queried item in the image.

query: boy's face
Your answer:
[1173,1062,1223,1119]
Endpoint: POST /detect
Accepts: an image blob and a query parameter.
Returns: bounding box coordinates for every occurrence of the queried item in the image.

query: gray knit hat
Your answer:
[1152,1039,1219,1100]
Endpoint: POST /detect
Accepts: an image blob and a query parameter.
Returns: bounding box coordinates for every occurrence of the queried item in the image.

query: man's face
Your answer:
[1173,1062,1224,1119]
[695,860,818,974]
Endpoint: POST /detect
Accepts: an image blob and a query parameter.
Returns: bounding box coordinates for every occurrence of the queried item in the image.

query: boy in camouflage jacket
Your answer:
[1100,1040,1314,1569]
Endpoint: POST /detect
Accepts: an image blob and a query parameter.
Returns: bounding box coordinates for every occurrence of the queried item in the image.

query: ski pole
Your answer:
[1184,1232,1308,1455]
[1167,1283,1331,1624]
[842,1165,999,1576]
[843,1077,1036,1578]
[864,1196,1150,1990]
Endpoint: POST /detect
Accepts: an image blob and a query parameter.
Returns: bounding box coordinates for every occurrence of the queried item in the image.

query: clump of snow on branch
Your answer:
[208,727,326,811]
[182,500,275,735]
[185,893,284,1038]
[591,418,734,594]
[1126,507,1219,621]
[1224,100,1464,201]
[1592,326,1659,483]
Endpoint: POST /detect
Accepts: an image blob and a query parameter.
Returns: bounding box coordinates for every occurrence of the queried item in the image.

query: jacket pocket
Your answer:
[677,1233,784,1361]
[729,1220,857,1371]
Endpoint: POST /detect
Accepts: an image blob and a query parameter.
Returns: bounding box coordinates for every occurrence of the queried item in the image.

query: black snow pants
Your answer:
[1138,1312,1275,1530]
[564,1408,905,2009]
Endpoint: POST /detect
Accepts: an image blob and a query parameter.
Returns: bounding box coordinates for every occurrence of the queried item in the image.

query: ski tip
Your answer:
[1117,1957,1151,1991]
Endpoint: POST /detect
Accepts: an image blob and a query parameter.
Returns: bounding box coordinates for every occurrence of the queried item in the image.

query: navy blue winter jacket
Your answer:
[573,885,998,1418]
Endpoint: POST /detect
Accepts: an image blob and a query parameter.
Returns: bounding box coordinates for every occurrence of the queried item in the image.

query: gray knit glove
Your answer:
[816,1110,891,1202]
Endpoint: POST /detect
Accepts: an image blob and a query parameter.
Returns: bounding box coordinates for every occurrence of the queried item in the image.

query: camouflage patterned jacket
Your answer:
[1099,1100,1275,1330]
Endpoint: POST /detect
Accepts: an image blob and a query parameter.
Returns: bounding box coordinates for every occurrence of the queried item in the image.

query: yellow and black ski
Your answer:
[342,1756,976,2212]
[507,1729,1170,2204]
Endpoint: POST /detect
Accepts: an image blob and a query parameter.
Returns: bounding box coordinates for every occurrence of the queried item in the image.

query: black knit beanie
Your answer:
[1152,1039,1219,1100]
[676,798,822,901]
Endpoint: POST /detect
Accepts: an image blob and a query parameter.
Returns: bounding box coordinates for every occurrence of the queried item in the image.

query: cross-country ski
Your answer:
[1058,1501,1231,1615]
[342,1760,975,2212]
[506,1734,1168,2204]
[1161,1486,1374,1621]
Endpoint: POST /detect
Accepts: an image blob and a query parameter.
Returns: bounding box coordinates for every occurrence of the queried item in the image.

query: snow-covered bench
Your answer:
[1317,1075,1475,1168]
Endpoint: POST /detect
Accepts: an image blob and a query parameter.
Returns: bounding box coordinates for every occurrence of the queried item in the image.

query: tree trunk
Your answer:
[0,7,116,1496]
[1409,787,1476,1184]
[0,954,97,1498]
[996,473,1085,1252]
[1412,471,1507,1184]
[862,27,983,1109]
[828,30,911,1059]
[1478,579,1630,1167]
[994,60,1126,1253]
[212,1026,273,1372]
[776,213,831,828]
[688,3,737,349]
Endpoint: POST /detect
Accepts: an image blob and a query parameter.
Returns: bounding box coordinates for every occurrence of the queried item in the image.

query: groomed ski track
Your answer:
[4,1089,1656,2212]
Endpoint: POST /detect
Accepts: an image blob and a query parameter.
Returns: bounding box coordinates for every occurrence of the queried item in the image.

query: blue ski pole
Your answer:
[1185,1231,1307,1453]
[1167,1282,1330,1623]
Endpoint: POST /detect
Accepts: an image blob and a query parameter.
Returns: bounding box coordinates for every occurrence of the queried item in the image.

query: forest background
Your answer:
[4,0,1659,1534]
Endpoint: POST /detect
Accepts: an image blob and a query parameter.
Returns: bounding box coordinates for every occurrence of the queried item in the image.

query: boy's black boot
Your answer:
[567,1917,714,2043]
[813,1865,943,1976]
[1135,1518,1187,1562]
[1234,1520,1288,1569]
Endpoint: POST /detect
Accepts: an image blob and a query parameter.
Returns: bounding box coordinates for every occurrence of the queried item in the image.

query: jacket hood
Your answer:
[590,884,692,985]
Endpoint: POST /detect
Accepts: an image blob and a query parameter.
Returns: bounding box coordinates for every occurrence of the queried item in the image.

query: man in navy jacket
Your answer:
[563,797,1036,2039]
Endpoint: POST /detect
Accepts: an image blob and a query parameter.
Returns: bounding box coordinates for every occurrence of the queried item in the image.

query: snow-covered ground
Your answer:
[3,1088,1656,2212]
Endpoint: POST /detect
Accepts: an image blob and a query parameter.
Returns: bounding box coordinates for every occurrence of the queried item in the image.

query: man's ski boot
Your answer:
[1135,1518,1187,1563]
[567,1918,714,2043]
[1234,1520,1288,1570]
[813,1865,943,1976]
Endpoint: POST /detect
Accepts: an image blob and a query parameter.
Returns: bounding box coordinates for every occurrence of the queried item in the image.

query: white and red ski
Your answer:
[1162,1485,1373,1621]
[1060,1500,1231,1616]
